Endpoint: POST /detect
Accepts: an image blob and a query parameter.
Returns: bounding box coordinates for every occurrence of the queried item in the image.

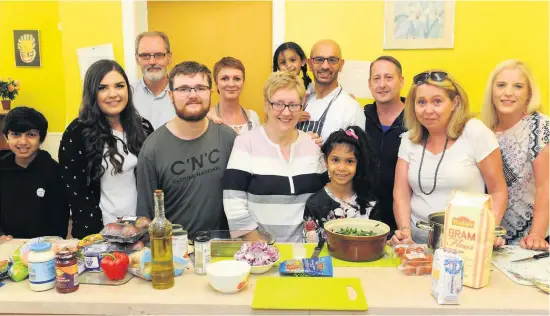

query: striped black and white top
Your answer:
[223,127,326,242]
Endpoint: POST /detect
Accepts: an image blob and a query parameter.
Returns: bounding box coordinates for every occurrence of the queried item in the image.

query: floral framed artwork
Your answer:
[384,0,455,50]
[14,30,41,67]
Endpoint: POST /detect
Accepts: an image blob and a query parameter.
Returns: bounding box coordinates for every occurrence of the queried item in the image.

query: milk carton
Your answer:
[431,248,463,305]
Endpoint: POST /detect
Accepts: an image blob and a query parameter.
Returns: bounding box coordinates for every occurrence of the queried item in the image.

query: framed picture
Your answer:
[384,1,455,50]
[14,30,41,67]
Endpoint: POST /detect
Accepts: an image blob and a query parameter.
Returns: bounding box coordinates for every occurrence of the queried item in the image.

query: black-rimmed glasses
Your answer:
[413,72,449,85]
[137,52,169,60]
[171,85,210,95]
[269,101,302,112]
[311,56,340,65]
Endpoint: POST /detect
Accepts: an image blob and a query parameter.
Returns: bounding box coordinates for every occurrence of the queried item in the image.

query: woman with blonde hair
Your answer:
[391,71,508,245]
[222,71,325,242]
[481,60,549,250]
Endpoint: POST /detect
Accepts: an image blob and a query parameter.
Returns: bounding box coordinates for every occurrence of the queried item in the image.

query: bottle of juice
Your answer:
[149,190,175,289]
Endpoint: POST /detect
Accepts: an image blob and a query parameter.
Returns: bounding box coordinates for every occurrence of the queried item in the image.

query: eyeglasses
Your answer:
[268,101,303,112]
[311,56,340,65]
[137,52,169,61]
[413,72,449,85]
[171,85,210,95]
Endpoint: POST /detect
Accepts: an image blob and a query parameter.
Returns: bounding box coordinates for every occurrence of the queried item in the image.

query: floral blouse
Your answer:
[497,112,549,244]
[303,187,377,243]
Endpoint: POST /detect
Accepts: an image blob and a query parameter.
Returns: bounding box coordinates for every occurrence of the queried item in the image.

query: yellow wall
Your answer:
[0,1,66,132]
[58,1,125,122]
[286,1,549,114]
[0,0,125,132]
[147,1,272,119]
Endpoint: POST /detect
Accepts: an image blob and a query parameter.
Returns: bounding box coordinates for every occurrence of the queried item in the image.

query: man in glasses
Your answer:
[136,61,237,240]
[297,39,365,141]
[133,31,176,129]
[364,56,406,236]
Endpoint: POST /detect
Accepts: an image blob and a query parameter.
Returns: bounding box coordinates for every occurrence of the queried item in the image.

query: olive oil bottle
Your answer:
[149,190,175,289]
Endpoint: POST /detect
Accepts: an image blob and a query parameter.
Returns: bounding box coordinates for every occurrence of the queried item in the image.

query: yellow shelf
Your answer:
[0,109,9,115]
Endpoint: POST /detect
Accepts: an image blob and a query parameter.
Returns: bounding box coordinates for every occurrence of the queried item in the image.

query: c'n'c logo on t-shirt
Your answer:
[170,149,220,176]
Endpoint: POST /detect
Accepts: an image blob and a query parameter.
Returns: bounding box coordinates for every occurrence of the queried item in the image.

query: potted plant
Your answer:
[0,77,20,110]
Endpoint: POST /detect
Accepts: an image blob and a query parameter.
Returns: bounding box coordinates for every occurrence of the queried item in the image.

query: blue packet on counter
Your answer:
[279,256,333,277]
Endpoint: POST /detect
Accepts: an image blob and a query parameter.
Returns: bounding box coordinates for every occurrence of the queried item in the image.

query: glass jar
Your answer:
[55,250,79,293]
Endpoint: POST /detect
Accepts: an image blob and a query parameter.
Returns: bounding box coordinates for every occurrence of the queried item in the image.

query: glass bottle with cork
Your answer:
[149,189,175,289]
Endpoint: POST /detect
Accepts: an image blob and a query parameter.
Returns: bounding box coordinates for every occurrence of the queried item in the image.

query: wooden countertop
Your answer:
[0,239,547,315]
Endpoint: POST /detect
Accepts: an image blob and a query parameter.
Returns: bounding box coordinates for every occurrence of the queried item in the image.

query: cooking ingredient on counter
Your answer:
[234,241,280,266]
[0,261,8,280]
[279,256,334,277]
[78,234,104,248]
[432,248,463,304]
[28,242,56,291]
[194,234,211,275]
[334,228,376,236]
[172,229,189,260]
[323,218,390,262]
[109,240,145,254]
[206,260,251,294]
[149,190,175,289]
[55,250,79,293]
[442,191,498,288]
[51,239,79,254]
[8,261,28,282]
[100,252,129,281]
[135,216,152,230]
[127,247,188,281]
[395,244,433,276]
[100,222,146,244]
[82,244,111,272]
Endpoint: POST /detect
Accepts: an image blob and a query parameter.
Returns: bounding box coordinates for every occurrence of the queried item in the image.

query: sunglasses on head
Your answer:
[413,72,449,85]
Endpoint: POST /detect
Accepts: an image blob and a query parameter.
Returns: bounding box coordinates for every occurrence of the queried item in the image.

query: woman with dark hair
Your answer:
[303,126,378,242]
[59,59,153,238]
[273,42,313,95]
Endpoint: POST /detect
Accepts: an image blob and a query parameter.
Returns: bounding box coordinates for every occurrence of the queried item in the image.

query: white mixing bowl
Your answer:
[206,260,251,293]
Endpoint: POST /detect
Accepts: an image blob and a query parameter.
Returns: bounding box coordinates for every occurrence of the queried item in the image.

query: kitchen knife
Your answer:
[311,237,325,259]
[511,252,549,263]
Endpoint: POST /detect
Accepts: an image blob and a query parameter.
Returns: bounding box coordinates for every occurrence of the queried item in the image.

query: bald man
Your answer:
[297,40,365,141]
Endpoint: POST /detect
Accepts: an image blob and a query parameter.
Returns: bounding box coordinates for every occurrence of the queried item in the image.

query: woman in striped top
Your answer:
[223,72,326,242]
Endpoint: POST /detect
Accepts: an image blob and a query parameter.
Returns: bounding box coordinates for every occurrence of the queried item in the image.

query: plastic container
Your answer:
[28,242,56,291]
[194,230,275,258]
[100,216,151,243]
[394,244,433,276]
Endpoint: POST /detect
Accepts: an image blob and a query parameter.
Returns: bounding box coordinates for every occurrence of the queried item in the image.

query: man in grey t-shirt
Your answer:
[137,61,236,239]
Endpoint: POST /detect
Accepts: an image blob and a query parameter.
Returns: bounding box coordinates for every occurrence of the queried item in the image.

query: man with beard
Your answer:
[133,31,176,129]
[297,39,365,141]
[136,61,237,239]
[364,56,406,236]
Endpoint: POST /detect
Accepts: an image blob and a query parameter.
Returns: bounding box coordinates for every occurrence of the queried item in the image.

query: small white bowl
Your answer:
[206,260,251,293]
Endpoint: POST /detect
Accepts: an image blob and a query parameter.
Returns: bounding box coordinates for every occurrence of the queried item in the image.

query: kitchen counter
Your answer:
[0,239,547,315]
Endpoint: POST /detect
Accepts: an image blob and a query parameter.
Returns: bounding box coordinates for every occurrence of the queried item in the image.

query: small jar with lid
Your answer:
[55,249,79,293]
[28,242,56,291]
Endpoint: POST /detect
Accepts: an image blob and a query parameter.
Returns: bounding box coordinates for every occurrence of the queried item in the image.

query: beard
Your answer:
[173,97,210,122]
[143,66,167,82]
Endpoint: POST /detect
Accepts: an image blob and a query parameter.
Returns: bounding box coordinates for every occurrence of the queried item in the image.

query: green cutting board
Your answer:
[252,277,368,311]
[304,244,400,267]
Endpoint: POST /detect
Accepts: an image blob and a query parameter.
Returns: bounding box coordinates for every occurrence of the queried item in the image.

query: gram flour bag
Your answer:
[442,191,496,288]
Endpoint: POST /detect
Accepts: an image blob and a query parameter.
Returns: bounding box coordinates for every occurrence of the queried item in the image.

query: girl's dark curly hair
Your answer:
[272,42,312,90]
[79,59,147,185]
[321,126,378,215]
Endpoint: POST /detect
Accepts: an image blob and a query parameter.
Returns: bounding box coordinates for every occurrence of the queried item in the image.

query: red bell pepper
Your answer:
[101,252,129,280]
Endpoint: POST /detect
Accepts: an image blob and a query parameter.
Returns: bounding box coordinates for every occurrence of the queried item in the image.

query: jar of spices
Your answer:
[55,249,79,293]
[28,242,56,291]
